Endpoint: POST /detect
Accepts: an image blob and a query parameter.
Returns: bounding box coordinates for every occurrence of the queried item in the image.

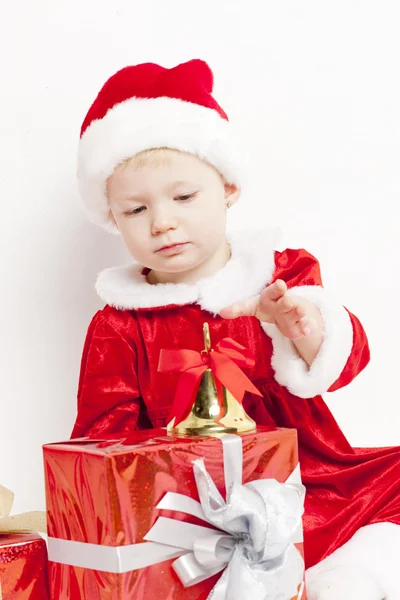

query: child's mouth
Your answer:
[156,243,189,256]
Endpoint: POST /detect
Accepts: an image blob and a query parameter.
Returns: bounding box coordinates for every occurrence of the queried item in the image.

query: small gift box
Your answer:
[0,485,49,600]
[43,428,306,599]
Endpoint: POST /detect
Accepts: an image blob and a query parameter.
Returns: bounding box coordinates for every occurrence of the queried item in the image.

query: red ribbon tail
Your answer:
[168,366,207,426]
[216,338,256,369]
[211,353,262,402]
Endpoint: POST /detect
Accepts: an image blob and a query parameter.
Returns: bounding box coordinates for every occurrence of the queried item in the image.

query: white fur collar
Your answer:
[95,228,282,313]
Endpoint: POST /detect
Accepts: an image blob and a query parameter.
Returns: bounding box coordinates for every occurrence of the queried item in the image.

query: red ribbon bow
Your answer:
[158,337,262,426]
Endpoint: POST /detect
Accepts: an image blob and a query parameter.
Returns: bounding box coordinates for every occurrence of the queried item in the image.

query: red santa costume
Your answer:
[72,59,400,599]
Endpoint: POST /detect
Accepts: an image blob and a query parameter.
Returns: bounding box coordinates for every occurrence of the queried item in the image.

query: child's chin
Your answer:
[160,255,198,269]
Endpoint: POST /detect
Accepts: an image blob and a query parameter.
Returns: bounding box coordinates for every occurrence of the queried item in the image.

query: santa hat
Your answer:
[77,59,244,233]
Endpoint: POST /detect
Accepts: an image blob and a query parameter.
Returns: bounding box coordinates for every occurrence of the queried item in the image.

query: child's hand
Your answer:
[219,279,321,341]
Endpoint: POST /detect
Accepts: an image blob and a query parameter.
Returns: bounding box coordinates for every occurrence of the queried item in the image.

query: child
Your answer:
[72,59,400,599]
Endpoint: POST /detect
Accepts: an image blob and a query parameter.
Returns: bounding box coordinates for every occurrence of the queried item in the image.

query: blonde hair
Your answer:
[120,147,182,170]
[118,147,224,182]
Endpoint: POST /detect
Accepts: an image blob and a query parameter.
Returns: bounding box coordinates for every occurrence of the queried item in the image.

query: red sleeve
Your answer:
[70,310,141,438]
[267,248,370,393]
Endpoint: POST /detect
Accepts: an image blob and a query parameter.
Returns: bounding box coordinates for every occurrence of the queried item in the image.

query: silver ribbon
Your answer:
[144,434,306,600]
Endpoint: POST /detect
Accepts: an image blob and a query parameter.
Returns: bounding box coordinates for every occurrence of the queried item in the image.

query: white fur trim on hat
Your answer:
[78,96,246,233]
[261,285,354,398]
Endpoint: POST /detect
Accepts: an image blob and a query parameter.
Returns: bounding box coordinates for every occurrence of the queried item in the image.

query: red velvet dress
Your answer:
[71,230,400,569]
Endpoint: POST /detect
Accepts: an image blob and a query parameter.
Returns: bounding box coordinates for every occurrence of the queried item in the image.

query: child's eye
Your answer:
[175,193,197,202]
[125,206,146,216]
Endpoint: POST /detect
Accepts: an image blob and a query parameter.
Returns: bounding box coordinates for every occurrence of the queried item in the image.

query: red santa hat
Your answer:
[77,59,244,232]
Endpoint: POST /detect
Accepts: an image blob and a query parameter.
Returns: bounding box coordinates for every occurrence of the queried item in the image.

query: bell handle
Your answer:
[203,323,211,354]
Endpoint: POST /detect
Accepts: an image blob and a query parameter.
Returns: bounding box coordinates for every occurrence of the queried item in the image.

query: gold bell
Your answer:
[170,323,256,436]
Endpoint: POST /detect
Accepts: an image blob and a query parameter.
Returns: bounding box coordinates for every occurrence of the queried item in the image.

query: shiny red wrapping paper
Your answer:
[43,426,306,599]
[0,533,49,599]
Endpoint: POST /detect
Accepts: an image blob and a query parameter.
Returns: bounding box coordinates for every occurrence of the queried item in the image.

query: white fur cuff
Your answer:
[306,522,400,599]
[261,286,354,398]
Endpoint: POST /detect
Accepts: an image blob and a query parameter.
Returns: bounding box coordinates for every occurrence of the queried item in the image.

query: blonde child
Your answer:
[72,59,400,599]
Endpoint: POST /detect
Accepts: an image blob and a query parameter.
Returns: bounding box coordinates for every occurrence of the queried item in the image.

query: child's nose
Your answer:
[151,205,178,235]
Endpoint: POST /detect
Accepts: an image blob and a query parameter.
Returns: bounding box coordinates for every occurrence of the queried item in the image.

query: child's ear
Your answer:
[224,183,240,207]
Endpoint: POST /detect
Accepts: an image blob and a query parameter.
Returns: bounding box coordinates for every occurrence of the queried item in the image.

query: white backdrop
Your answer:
[1,0,399,513]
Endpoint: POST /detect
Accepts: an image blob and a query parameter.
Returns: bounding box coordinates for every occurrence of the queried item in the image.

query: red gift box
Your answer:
[0,533,49,599]
[43,427,306,599]
[0,485,49,600]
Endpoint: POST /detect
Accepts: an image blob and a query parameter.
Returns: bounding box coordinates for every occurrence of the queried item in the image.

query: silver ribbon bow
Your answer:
[145,434,306,600]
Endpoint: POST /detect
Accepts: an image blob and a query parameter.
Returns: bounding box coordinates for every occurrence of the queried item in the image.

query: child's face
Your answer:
[107,150,239,283]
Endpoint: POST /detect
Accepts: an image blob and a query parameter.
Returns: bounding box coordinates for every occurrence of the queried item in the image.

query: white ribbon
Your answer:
[47,434,305,600]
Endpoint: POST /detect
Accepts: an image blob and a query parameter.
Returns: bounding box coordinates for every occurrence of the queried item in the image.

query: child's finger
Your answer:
[219,294,261,319]
[276,314,317,340]
[294,303,306,319]
[298,316,311,336]
[275,293,296,314]
[262,279,287,302]
[298,316,317,337]
[258,280,288,316]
